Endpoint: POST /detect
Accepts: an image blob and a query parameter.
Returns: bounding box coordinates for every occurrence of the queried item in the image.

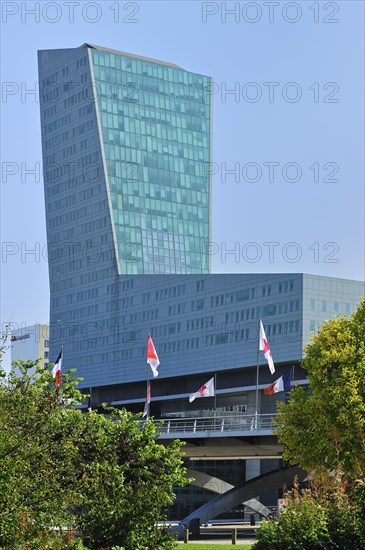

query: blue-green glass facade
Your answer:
[90,48,211,274]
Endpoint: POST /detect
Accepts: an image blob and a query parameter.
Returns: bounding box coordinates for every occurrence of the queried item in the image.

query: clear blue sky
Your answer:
[1,1,364,369]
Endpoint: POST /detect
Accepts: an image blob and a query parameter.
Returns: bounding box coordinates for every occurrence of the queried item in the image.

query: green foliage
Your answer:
[254,482,330,549]
[325,477,365,549]
[275,298,365,478]
[0,360,186,549]
[254,476,365,550]
[180,547,253,550]
[0,360,82,547]
[74,409,183,550]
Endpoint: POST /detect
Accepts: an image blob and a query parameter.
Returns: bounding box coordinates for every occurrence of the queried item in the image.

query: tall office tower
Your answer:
[38,44,212,376]
[38,44,212,277]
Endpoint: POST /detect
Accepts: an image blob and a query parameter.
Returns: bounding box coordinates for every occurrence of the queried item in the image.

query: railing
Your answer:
[152,413,277,435]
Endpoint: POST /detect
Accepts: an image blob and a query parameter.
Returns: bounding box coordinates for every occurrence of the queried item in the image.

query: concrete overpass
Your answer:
[155,413,284,460]
[154,412,277,439]
[182,439,283,460]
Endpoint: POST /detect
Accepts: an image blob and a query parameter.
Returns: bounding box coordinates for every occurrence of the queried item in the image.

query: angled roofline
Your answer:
[80,43,184,70]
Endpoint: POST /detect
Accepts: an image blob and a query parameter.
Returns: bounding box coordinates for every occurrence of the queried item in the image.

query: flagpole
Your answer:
[90,386,92,408]
[214,373,217,412]
[214,373,217,430]
[57,344,63,391]
[146,338,150,420]
[255,319,260,427]
[146,363,150,420]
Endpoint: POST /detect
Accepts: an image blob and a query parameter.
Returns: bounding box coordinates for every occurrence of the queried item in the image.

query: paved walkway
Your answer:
[177,541,255,545]
[176,523,257,545]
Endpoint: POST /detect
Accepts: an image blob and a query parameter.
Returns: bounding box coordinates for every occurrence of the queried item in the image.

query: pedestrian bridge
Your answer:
[153,413,277,439]
[153,413,283,460]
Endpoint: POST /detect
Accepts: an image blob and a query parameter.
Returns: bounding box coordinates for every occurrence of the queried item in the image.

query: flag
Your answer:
[142,381,151,418]
[147,335,160,378]
[259,320,275,374]
[189,377,215,403]
[87,396,92,413]
[264,370,292,395]
[52,349,62,387]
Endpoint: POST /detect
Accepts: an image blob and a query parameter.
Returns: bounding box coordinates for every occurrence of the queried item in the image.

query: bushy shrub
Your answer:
[254,475,365,550]
[254,482,330,549]
[326,478,365,549]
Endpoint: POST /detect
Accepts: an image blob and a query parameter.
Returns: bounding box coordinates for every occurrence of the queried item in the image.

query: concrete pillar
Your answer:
[245,459,260,481]
[245,459,260,519]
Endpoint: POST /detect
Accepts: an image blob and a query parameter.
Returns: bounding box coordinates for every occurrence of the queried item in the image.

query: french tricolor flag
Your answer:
[52,349,62,387]
[264,370,292,395]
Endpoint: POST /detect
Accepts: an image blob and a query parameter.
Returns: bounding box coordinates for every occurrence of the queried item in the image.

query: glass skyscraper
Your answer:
[38,45,364,399]
[38,44,212,276]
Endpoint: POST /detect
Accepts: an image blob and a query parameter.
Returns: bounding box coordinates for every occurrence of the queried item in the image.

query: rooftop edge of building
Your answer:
[111,273,365,285]
[80,43,184,71]
[38,43,212,78]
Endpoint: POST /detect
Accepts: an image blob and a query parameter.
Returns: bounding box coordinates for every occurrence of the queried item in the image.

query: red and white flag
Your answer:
[189,377,215,403]
[259,320,275,374]
[147,335,160,378]
[52,349,62,387]
[142,381,151,418]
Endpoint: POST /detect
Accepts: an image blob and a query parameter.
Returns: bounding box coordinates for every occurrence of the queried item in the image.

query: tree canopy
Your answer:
[0,360,187,549]
[254,300,365,549]
[275,297,365,478]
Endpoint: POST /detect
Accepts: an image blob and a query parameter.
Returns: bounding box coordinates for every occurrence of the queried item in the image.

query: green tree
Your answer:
[0,360,187,549]
[74,407,186,550]
[275,297,365,478]
[0,360,81,547]
[254,299,365,549]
